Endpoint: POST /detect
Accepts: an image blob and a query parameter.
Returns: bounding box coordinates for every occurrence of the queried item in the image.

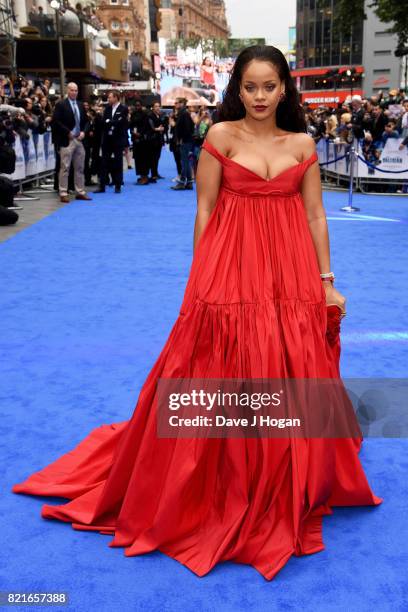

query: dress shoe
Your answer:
[156,174,165,179]
[114,186,121,193]
[76,193,92,201]
[185,184,194,190]
[148,177,157,183]
[171,183,186,190]
[60,195,70,203]
[94,187,106,193]
[137,177,149,185]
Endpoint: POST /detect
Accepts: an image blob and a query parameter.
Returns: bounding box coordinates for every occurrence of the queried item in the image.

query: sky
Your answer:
[224,0,295,48]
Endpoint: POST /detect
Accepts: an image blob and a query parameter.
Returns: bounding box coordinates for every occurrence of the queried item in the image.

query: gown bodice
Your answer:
[201,138,319,197]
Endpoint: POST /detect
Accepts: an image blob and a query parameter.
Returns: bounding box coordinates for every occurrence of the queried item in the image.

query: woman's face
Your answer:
[239,60,284,121]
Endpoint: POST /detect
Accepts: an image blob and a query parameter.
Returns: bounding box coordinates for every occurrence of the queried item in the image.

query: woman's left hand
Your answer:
[323,282,347,316]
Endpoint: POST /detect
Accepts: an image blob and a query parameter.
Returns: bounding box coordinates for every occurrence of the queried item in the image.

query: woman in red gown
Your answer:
[12,45,382,581]
[200,57,216,87]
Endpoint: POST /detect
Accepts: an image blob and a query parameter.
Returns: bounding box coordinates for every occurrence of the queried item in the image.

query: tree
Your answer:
[333,0,408,47]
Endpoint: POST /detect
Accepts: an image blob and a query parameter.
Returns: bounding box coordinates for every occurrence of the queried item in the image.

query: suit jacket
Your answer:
[101,103,129,149]
[52,98,87,148]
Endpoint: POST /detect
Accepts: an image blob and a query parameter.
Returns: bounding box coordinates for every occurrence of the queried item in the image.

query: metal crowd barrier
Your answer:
[316,137,408,211]
[4,130,56,202]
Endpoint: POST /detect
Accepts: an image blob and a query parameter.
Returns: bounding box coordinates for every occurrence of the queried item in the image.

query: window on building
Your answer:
[123,20,130,31]
[374,50,391,55]
[111,20,120,31]
[374,31,392,37]
[110,0,118,4]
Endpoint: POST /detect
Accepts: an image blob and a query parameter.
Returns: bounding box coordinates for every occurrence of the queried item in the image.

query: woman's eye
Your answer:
[244,86,275,92]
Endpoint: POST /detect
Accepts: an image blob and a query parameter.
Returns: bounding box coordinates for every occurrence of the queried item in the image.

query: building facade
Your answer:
[362,6,401,95]
[293,0,403,105]
[96,0,147,57]
[160,0,229,41]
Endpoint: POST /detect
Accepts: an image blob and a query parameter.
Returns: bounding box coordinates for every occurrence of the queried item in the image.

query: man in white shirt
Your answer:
[95,90,129,194]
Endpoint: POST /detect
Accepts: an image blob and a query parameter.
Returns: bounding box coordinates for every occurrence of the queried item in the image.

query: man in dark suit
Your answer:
[95,90,129,194]
[52,81,92,203]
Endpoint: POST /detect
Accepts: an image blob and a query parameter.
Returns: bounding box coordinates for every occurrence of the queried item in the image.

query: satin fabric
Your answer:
[12,138,382,581]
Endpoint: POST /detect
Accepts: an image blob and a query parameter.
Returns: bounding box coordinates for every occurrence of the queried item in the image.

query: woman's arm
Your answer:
[193,124,224,253]
[300,134,346,312]
[300,135,330,272]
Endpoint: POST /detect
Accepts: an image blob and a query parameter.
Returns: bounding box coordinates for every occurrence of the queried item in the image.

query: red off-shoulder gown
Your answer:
[12,138,382,580]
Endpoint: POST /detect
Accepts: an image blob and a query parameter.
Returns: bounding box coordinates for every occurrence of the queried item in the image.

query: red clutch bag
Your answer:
[325,304,344,376]
[326,304,343,346]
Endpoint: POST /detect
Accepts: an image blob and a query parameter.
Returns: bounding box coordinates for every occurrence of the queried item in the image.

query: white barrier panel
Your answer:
[46,140,55,172]
[317,137,408,180]
[36,134,46,173]
[357,138,408,178]
[25,130,37,176]
[9,135,26,181]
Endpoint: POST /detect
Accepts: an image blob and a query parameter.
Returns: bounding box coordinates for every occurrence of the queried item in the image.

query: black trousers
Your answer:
[172,145,182,175]
[100,141,123,188]
[149,141,162,177]
[133,141,149,177]
[84,144,92,183]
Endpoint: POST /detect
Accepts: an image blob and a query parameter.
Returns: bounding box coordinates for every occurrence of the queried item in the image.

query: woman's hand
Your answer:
[323,282,346,315]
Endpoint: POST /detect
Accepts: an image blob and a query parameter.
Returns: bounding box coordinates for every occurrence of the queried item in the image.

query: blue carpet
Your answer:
[1,148,407,611]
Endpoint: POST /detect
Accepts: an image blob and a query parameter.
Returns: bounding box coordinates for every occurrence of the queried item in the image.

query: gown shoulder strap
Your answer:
[303,150,319,169]
[201,139,226,164]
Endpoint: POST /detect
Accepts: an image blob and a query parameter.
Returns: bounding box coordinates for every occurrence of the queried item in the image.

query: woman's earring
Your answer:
[279,91,286,102]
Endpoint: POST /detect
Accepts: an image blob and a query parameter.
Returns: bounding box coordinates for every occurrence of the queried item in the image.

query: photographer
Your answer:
[0,117,19,225]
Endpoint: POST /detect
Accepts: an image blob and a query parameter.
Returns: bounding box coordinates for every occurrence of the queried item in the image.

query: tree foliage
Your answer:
[333,0,408,46]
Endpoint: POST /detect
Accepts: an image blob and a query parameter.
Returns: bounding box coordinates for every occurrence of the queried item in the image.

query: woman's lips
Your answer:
[253,106,267,111]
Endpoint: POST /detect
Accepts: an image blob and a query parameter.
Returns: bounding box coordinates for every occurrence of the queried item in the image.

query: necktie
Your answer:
[72,101,80,136]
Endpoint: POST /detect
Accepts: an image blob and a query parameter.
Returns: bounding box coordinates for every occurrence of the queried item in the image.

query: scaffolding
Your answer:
[0,0,16,73]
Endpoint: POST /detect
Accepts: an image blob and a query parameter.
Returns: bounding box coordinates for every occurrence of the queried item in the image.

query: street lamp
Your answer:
[50,0,65,94]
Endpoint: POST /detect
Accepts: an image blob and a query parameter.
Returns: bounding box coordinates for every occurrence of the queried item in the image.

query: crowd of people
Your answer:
[1,75,408,225]
[304,89,408,169]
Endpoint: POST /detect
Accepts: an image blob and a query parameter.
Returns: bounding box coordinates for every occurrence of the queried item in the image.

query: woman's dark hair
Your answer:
[219,45,307,133]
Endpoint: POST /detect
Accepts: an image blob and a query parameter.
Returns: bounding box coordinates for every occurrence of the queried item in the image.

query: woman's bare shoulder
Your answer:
[205,121,237,155]
[287,132,316,161]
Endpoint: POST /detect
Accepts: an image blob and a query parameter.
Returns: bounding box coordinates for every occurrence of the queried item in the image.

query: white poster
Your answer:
[9,136,26,181]
[357,138,408,179]
[25,130,37,176]
[36,134,46,173]
[44,131,56,172]
[46,140,56,172]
